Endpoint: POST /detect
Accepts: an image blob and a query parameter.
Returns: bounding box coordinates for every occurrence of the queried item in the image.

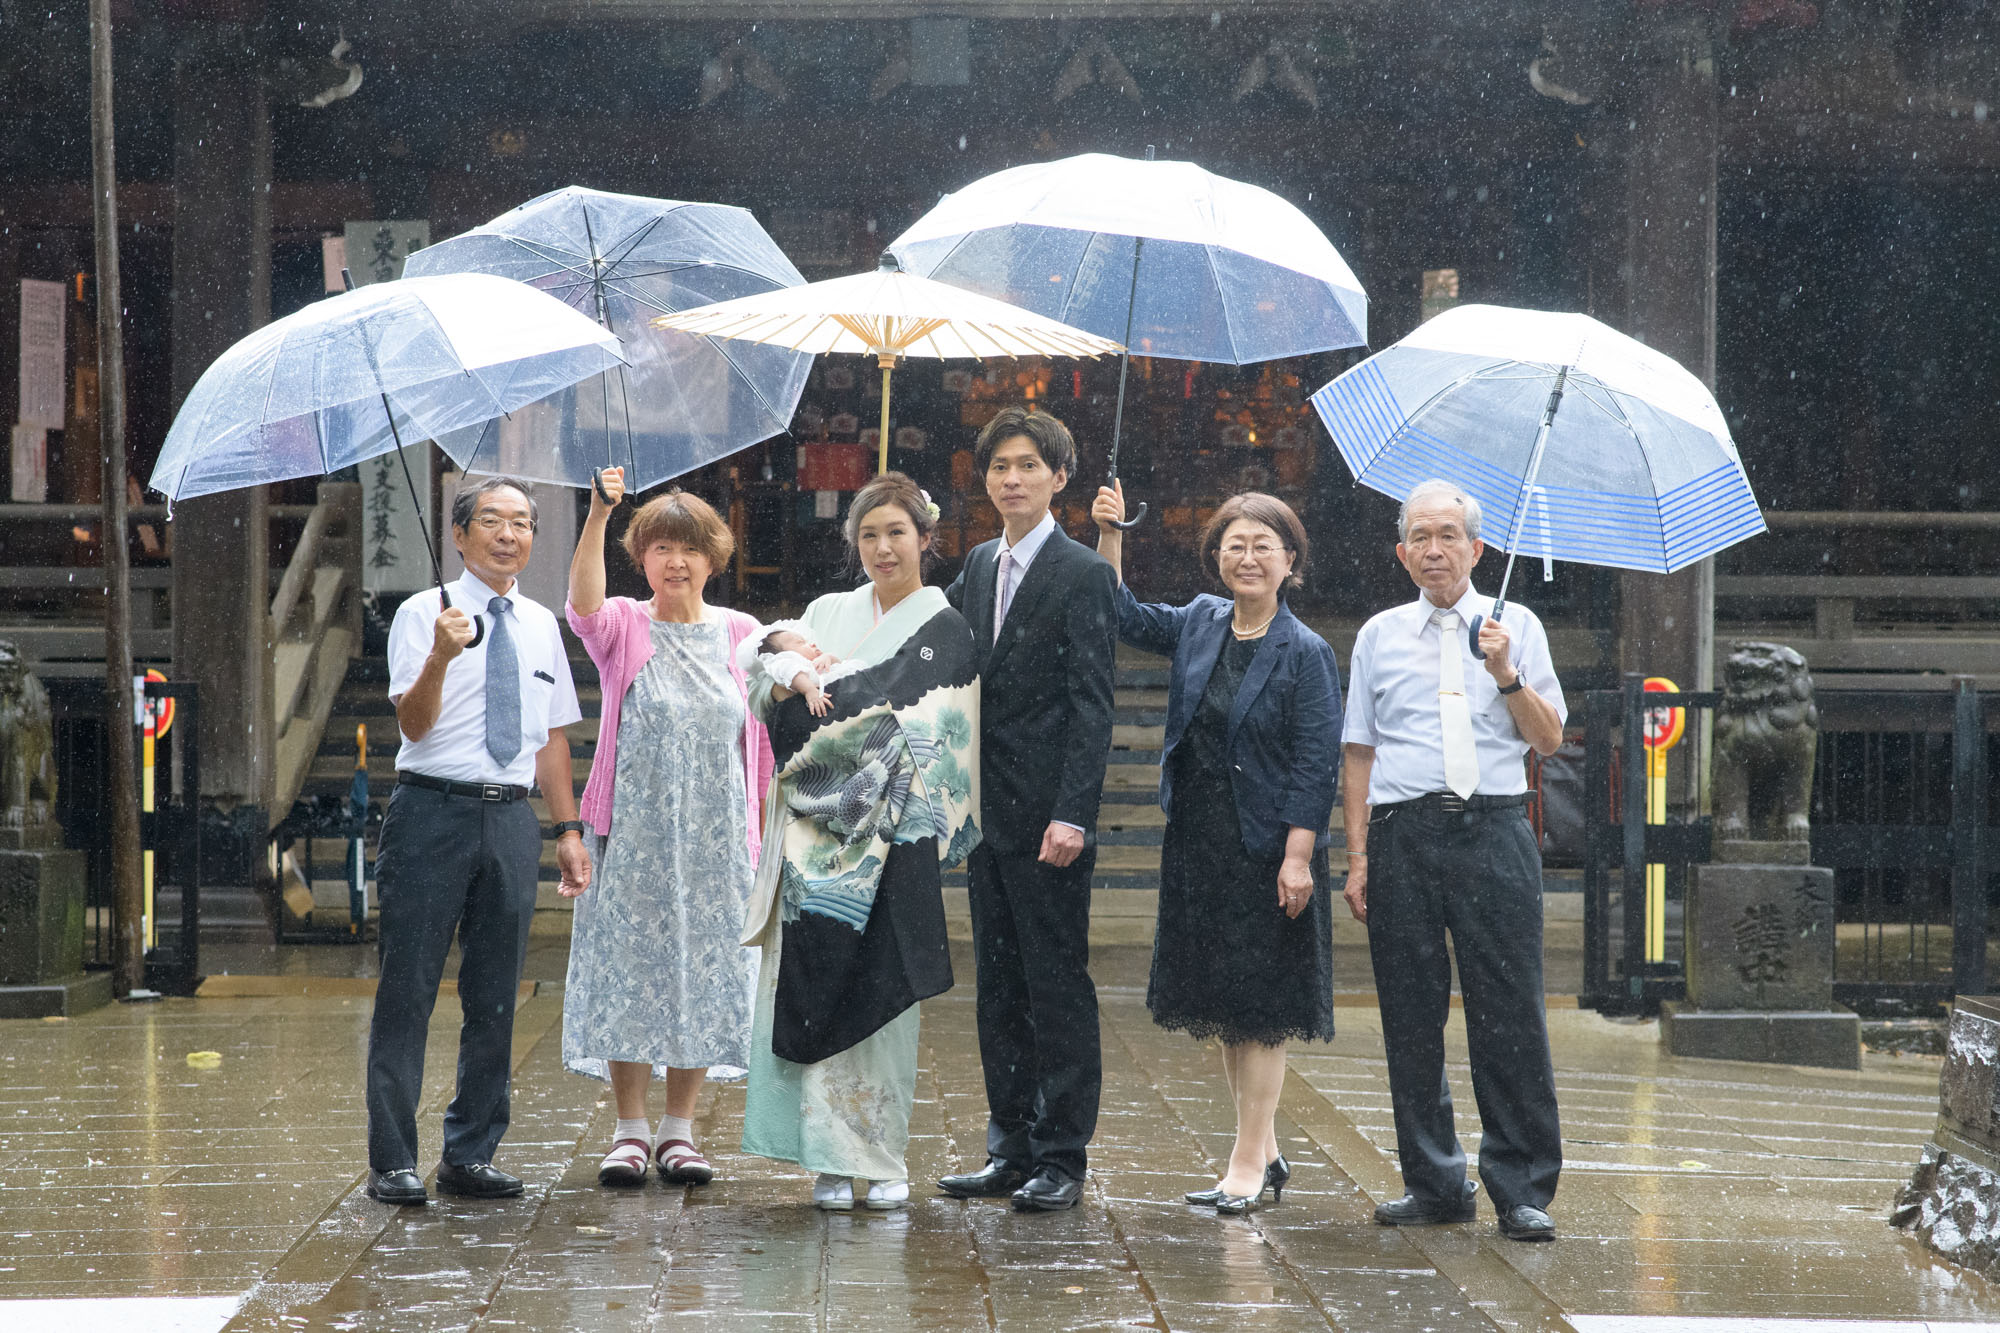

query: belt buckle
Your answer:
[480,783,506,802]
[1436,792,1468,814]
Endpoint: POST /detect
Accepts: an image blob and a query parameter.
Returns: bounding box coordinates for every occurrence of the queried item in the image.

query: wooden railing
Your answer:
[269,485,363,822]
[1720,511,2000,686]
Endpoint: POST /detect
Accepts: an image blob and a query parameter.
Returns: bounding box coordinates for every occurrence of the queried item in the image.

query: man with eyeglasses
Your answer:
[364,475,591,1206]
[1341,478,1567,1243]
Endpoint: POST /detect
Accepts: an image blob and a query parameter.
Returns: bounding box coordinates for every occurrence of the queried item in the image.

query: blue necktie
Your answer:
[485,597,521,768]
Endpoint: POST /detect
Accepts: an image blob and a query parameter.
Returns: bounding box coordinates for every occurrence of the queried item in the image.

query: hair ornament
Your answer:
[919,487,941,521]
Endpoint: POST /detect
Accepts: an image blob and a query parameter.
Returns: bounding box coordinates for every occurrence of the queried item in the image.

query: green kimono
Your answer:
[741,584,980,1181]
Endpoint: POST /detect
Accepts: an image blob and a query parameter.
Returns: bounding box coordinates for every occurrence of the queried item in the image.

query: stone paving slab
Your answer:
[1,942,1997,1331]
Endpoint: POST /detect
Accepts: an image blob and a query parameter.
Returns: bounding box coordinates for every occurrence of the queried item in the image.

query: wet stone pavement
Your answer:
[3,940,1999,1332]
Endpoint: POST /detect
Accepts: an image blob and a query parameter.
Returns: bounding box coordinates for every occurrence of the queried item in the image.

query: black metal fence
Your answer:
[1580,674,1991,1017]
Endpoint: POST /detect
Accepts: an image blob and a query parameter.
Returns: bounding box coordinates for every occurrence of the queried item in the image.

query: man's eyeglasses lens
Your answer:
[473,516,536,535]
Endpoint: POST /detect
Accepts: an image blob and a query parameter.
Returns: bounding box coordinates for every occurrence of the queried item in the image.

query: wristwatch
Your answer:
[547,820,587,839]
[1497,673,1526,696]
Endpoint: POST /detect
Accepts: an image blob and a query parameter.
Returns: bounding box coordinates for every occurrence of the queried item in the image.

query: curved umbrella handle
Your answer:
[438,585,486,650]
[1111,500,1149,531]
[1467,601,1505,661]
[591,468,618,507]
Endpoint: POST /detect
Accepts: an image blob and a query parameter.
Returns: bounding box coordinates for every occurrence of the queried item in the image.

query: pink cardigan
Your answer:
[565,596,774,860]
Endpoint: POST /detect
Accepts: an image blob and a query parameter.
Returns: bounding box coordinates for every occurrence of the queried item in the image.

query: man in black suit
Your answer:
[938,407,1118,1212]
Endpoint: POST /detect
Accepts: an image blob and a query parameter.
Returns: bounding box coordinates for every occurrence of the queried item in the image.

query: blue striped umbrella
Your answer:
[1312,305,1763,639]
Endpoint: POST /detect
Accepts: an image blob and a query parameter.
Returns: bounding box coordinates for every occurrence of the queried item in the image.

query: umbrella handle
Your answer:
[591,468,617,507]
[1110,500,1149,531]
[438,586,487,649]
[1467,601,1506,661]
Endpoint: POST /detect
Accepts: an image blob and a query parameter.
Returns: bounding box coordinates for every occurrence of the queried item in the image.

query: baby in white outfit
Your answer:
[738,619,869,717]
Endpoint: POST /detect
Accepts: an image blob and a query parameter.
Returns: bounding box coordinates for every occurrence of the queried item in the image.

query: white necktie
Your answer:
[994,547,1014,640]
[1434,608,1479,799]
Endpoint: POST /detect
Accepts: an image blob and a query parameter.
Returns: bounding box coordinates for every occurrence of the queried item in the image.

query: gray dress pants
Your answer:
[1365,800,1562,1211]
[365,782,541,1173]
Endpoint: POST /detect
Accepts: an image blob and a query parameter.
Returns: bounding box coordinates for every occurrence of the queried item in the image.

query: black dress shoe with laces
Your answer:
[435,1161,524,1199]
[1372,1183,1477,1226]
[365,1169,428,1205]
[1497,1204,1556,1242]
[938,1160,1029,1199]
[1011,1168,1083,1212]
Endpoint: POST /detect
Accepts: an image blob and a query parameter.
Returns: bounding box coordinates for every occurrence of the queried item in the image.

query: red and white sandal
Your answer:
[598,1138,650,1187]
[655,1138,714,1186]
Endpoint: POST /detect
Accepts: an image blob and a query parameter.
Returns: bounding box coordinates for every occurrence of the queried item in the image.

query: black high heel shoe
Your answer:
[1216,1178,1269,1216]
[1187,1155,1289,1208]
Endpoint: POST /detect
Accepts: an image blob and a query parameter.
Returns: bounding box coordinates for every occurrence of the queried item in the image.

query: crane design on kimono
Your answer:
[786,714,942,848]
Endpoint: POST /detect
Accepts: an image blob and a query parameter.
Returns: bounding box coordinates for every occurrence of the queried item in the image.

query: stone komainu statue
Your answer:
[1712,641,1817,841]
[0,640,57,832]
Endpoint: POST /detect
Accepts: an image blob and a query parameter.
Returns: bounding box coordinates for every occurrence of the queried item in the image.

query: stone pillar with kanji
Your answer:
[1661,642,1860,1069]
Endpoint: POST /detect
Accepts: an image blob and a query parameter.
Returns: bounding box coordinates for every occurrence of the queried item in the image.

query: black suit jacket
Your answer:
[947,524,1119,856]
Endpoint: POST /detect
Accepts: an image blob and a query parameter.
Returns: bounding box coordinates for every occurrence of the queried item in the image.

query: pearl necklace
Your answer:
[1231,607,1278,639]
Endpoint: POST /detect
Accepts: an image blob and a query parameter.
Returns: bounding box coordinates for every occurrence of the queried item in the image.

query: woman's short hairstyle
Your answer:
[972,406,1078,478]
[620,489,734,572]
[843,471,937,572]
[1198,492,1310,593]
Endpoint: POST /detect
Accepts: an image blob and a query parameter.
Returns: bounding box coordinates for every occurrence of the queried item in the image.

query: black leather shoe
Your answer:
[938,1160,1029,1199]
[1373,1183,1477,1226]
[1497,1204,1556,1242]
[1187,1156,1289,1207]
[435,1161,524,1199]
[1011,1168,1083,1212]
[365,1169,427,1205]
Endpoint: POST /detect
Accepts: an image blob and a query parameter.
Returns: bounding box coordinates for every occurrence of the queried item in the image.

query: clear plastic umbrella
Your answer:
[1311,304,1765,654]
[149,271,625,617]
[890,150,1367,524]
[403,186,812,494]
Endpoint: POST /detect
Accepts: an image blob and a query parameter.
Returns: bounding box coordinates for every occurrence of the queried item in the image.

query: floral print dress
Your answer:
[562,617,755,1079]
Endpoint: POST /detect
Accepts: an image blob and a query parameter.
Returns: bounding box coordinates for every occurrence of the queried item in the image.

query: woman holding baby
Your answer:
[737,471,982,1211]
[559,467,774,1190]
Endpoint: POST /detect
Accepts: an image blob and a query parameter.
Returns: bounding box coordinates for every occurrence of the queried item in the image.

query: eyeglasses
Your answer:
[470,515,537,536]
[1219,541,1286,560]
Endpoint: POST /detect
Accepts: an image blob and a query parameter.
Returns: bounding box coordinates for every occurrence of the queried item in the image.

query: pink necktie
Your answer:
[994,547,1014,640]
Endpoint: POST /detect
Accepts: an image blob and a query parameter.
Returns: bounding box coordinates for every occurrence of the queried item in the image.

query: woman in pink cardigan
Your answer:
[559,467,773,1190]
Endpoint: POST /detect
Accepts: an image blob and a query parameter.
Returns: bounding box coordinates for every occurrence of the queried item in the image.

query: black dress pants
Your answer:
[365,783,541,1174]
[1365,801,1561,1211]
[966,842,1101,1181]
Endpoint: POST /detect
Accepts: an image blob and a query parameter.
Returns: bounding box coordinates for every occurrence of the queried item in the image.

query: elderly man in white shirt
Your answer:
[1341,478,1566,1244]
[364,476,591,1207]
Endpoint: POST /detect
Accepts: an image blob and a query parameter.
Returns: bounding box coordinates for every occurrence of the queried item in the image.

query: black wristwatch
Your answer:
[1497,672,1526,696]
[547,820,587,840]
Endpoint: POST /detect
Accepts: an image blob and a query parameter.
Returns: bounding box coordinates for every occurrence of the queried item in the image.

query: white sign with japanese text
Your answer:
[18,278,65,429]
[361,445,434,594]
[342,220,429,286]
[10,423,47,502]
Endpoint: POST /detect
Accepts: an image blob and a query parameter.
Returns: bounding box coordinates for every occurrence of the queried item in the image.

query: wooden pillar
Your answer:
[1617,22,1719,690]
[167,25,274,864]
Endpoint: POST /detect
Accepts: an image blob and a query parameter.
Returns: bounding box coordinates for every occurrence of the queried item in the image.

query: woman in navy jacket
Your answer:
[1093,483,1342,1215]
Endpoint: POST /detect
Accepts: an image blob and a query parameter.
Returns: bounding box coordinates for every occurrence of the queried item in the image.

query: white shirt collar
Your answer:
[453,569,516,610]
[997,510,1058,566]
[1410,584,1489,637]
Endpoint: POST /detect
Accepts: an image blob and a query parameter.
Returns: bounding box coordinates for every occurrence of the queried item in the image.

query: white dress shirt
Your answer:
[1342,586,1567,806]
[388,571,582,786]
[994,509,1058,626]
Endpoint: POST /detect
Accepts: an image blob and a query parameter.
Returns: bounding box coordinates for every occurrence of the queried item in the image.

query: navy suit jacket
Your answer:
[1115,586,1343,861]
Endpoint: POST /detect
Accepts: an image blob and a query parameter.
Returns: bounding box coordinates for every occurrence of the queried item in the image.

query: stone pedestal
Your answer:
[1894,996,2000,1273]
[1661,854,1860,1069]
[0,844,111,1018]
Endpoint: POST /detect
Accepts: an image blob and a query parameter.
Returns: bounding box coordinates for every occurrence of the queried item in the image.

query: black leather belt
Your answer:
[1376,791,1527,816]
[398,772,530,802]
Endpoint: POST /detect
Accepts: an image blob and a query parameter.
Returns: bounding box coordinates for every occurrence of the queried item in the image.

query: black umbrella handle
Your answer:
[1110,499,1149,531]
[437,585,487,650]
[591,468,618,507]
